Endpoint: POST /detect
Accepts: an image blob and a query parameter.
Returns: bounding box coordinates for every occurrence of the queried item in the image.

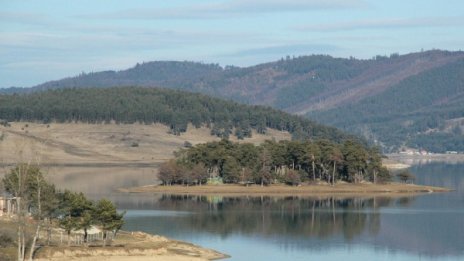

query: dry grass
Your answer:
[0,122,290,165]
[0,220,17,261]
[33,231,226,261]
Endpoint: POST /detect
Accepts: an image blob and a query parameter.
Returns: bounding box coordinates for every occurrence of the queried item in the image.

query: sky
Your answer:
[1,0,464,87]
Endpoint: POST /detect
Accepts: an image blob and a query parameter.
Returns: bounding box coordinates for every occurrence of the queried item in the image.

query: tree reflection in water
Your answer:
[155,195,414,240]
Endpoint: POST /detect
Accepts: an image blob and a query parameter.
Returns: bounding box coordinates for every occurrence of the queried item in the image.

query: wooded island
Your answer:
[158,139,394,187]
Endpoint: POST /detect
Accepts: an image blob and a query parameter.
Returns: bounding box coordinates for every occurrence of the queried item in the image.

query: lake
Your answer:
[53,162,464,261]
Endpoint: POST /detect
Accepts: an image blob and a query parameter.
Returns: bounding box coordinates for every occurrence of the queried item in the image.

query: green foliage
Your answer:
[94,199,125,246]
[376,167,393,183]
[222,157,241,183]
[0,87,354,142]
[275,81,326,109]
[57,191,125,246]
[58,190,95,241]
[94,199,125,232]
[166,139,388,186]
[2,164,51,217]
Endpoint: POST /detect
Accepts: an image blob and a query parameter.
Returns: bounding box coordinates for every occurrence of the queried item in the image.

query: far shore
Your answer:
[118,183,451,196]
[386,153,464,163]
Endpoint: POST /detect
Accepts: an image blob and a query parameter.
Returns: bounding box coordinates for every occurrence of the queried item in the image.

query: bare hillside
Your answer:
[0,122,290,165]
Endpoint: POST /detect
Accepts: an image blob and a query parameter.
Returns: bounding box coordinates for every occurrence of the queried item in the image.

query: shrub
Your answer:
[377,167,392,183]
[285,169,301,186]
[397,170,415,183]
[0,233,15,247]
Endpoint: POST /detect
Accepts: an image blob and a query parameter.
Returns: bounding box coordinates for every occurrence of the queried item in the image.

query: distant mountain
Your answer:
[4,50,464,152]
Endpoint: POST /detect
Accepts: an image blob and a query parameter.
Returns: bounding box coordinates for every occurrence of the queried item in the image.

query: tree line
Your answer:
[158,139,391,186]
[0,87,355,142]
[1,164,125,260]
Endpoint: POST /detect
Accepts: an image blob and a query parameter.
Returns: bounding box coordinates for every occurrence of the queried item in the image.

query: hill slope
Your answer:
[309,59,464,152]
[4,50,464,152]
[0,87,353,142]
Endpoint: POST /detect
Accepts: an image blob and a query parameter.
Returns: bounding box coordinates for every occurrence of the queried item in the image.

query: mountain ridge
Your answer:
[2,49,463,152]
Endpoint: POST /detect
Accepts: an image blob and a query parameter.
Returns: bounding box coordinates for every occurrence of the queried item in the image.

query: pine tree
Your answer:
[93,199,125,247]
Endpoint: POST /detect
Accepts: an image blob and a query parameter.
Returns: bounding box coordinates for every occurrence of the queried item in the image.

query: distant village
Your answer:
[399,148,461,156]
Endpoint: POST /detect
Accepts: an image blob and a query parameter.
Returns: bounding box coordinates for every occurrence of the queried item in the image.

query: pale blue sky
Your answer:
[1,0,464,87]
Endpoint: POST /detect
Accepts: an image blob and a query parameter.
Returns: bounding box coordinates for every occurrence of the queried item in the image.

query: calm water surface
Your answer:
[55,162,464,261]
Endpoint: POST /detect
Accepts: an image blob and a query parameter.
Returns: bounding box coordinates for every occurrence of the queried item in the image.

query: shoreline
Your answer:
[34,231,229,261]
[118,183,451,196]
[0,217,228,261]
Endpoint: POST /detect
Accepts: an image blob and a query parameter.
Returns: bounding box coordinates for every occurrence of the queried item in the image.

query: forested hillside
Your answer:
[0,87,354,142]
[3,50,464,152]
[310,59,464,152]
[20,50,463,111]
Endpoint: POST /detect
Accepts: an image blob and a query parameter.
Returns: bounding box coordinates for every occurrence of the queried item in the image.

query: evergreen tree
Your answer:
[93,199,125,247]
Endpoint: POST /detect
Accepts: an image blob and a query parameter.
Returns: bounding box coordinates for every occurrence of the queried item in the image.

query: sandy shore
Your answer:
[119,183,451,196]
[33,231,228,261]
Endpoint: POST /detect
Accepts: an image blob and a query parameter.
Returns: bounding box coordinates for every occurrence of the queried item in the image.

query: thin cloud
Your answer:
[0,29,260,51]
[297,16,464,32]
[80,0,367,20]
[0,11,60,27]
[219,0,367,12]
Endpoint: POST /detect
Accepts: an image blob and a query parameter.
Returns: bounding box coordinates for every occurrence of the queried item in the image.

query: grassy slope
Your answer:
[0,122,291,165]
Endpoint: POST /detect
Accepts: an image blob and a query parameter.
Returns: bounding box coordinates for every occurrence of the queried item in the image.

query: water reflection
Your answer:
[152,195,407,240]
[2,161,461,260]
[123,190,464,259]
